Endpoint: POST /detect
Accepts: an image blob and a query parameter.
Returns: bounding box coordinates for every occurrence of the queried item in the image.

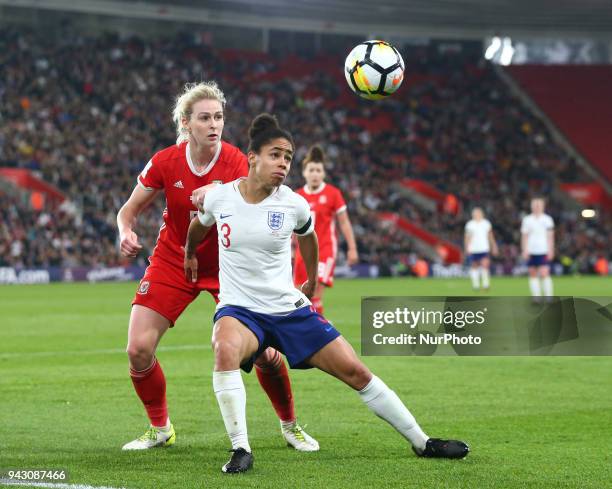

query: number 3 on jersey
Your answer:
[220,223,231,248]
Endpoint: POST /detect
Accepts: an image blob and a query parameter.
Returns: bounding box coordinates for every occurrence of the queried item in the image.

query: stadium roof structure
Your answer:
[3,0,612,40]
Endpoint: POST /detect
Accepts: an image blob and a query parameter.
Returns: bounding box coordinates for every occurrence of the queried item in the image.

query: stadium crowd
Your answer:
[0,27,609,274]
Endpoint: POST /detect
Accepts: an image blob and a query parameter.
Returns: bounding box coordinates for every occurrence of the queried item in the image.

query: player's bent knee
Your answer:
[126,343,155,370]
[340,361,372,390]
[352,364,373,390]
[254,347,279,369]
[212,340,242,370]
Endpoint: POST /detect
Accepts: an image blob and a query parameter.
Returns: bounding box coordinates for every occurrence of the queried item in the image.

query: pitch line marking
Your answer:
[0,320,348,359]
[0,344,208,359]
[0,481,128,489]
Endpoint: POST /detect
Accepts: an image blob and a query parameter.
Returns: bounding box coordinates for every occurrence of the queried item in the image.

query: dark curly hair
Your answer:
[248,113,294,154]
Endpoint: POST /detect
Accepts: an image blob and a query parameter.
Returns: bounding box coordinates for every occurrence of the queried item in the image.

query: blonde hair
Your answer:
[172,81,227,145]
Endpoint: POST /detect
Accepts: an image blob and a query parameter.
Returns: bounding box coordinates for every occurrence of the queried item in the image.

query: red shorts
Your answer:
[132,255,219,326]
[293,253,336,288]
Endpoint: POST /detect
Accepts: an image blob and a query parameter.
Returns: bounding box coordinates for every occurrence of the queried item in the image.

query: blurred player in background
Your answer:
[293,145,358,314]
[464,207,498,291]
[521,197,555,299]
[185,113,469,474]
[116,82,317,451]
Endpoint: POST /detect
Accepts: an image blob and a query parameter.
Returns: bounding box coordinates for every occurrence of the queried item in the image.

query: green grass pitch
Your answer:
[1,276,611,489]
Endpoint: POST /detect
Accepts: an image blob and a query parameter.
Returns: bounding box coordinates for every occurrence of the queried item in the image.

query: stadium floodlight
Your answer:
[581,209,596,218]
[499,37,515,65]
[485,37,501,60]
[485,36,515,65]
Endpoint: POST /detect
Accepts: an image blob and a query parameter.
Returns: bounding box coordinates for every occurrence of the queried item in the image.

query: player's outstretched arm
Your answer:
[337,210,359,265]
[296,231,319,299]
[117,185,160,258]
[184,217,212,283]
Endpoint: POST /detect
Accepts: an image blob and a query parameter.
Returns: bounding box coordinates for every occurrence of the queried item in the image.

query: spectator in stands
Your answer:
[0,26,609,273]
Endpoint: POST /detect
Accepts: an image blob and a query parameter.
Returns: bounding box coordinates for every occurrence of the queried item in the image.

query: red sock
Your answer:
[312,297,324,315]
[130,358,168,427]
[255,350,295,422]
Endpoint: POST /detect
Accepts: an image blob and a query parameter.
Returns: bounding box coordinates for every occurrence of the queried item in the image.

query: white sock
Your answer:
[529,277,541,297]
[469,268,480,289]
[213,370,251,453]
[280,420,297,431]
[480,267,490,289]
[542,276,553,296]
[358,375,428,451]
[158,419,172,432]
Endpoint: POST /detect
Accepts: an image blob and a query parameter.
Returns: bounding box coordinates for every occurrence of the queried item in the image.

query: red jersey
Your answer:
[295,182,347,258]
[137,140,247,283]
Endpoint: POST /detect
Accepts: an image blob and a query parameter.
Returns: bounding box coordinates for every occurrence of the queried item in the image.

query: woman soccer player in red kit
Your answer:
[293,145,359,314]
[116,81,318,451]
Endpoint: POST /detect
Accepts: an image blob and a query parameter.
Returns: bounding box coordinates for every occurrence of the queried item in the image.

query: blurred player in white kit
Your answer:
[464,207,498,291]
[521,198,555,299]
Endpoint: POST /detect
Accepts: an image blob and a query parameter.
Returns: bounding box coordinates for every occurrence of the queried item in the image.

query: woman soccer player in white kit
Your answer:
[521,197,555,299]
[464,207,498,291]
[184,113,469,473]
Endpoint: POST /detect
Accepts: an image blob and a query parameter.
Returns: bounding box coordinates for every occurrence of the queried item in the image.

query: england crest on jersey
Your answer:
[268,211,284,230]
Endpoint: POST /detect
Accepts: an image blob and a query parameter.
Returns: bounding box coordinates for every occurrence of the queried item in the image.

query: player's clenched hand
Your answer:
[120,230,143,258]
[347,248,359,266]
[184,252,198,283]
[191,183,219,212]
[301,280,316,299]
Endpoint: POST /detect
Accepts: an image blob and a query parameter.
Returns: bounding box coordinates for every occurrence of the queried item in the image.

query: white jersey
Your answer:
[198,179,314,314]
[465,219,492,253]
[521,213,554,255]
